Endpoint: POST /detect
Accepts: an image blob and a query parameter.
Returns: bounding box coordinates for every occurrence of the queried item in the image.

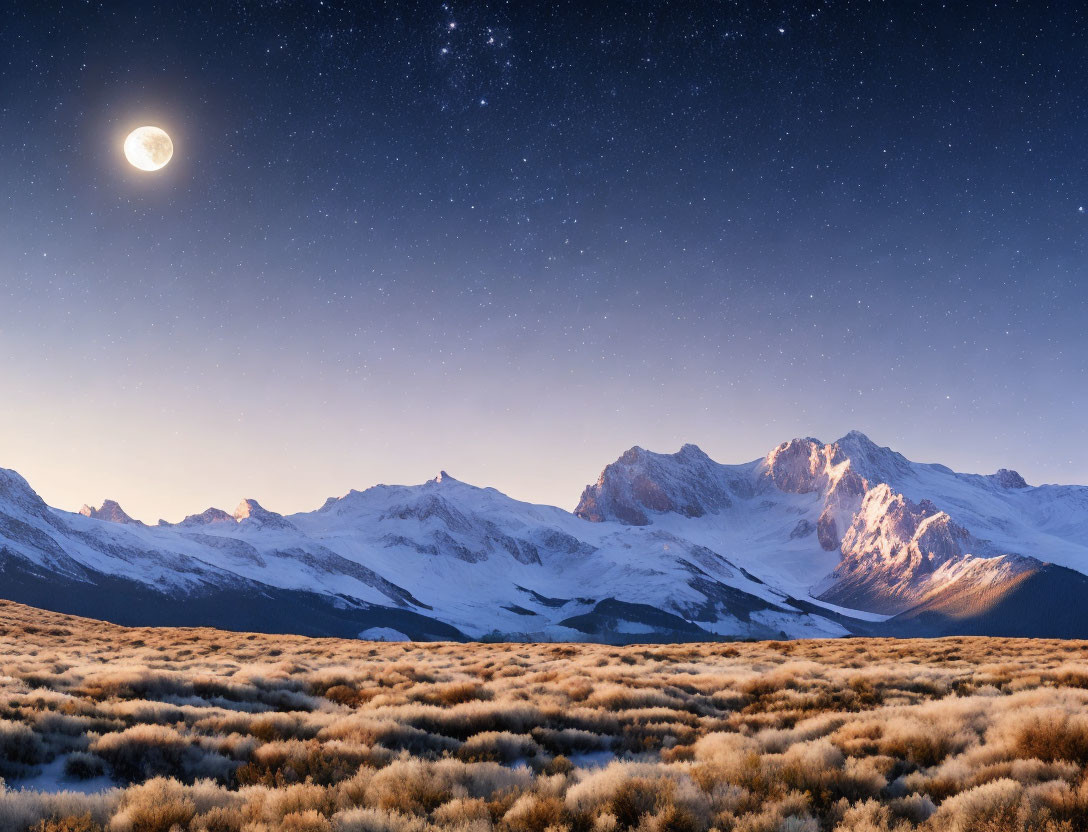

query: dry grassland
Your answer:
[2,600,1088,831]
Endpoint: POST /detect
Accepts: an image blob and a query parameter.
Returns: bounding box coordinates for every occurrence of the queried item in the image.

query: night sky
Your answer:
[2,1,1086,521]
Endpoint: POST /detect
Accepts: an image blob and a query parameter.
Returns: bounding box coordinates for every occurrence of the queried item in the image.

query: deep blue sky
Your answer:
[2,1,1086,520]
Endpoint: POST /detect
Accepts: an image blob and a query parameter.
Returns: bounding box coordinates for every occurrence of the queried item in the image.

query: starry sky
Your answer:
[2,1,1086,522]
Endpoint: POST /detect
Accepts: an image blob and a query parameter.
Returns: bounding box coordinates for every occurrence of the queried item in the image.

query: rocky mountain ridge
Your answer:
[2,431,1087,640]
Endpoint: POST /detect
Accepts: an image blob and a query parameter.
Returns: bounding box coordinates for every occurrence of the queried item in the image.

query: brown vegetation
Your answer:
[2,602,1088,830]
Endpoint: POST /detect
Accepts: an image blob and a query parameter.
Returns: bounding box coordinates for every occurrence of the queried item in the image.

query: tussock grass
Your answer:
[2,601,1088,830]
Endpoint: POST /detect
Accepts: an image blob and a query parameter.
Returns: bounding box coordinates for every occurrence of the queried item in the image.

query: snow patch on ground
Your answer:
[6,755,117,794]
[570,750,618,768]
[797,598,894,623]
[359,627,410,642]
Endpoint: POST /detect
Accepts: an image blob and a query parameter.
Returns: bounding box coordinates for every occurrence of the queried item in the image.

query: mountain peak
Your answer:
[761,437,868,550]
[763,437,845,494]
[993,468,1029,489]
[233,498,267,521]
[832,430,885,460]
[837,429,876,445]
[0,467,52,520]
[576,443,740,525]
[234,498,297,530]
[830,431,911,483]
[79,499,139,525]
[178,507,236,527]
[677,443,710,460]
[1,435,1087,641]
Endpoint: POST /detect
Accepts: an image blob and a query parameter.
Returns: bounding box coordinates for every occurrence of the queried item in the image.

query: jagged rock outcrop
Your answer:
[818,483,1031,614]
[177,507,236,527]
[761,437,869,551]
[79,500,140,525]
[233,499,297,531]
[993,468,1029,489]
[575,444,746,525]
[789,518,816,539]
[841,485,970,573]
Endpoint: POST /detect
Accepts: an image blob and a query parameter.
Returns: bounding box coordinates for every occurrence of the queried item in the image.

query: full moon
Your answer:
[123,126,173,171]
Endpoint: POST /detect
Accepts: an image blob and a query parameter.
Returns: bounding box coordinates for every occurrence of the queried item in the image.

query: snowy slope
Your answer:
[1,430,1087,640]
[575,432,1088,632]
[0,466,845,641]
[280,473,845,639]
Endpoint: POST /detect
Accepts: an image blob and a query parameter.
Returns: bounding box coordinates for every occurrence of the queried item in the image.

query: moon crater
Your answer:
[124,126,173,171]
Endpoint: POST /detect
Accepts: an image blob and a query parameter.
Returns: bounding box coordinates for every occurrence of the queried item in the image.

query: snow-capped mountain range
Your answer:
[2,431,1087,641]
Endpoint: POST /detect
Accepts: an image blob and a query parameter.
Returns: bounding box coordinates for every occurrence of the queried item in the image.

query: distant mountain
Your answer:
[2,431,1087,641]
[79,500,140,525]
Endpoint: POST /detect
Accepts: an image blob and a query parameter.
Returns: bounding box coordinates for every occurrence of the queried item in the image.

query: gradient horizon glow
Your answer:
[2,2,1086,523]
